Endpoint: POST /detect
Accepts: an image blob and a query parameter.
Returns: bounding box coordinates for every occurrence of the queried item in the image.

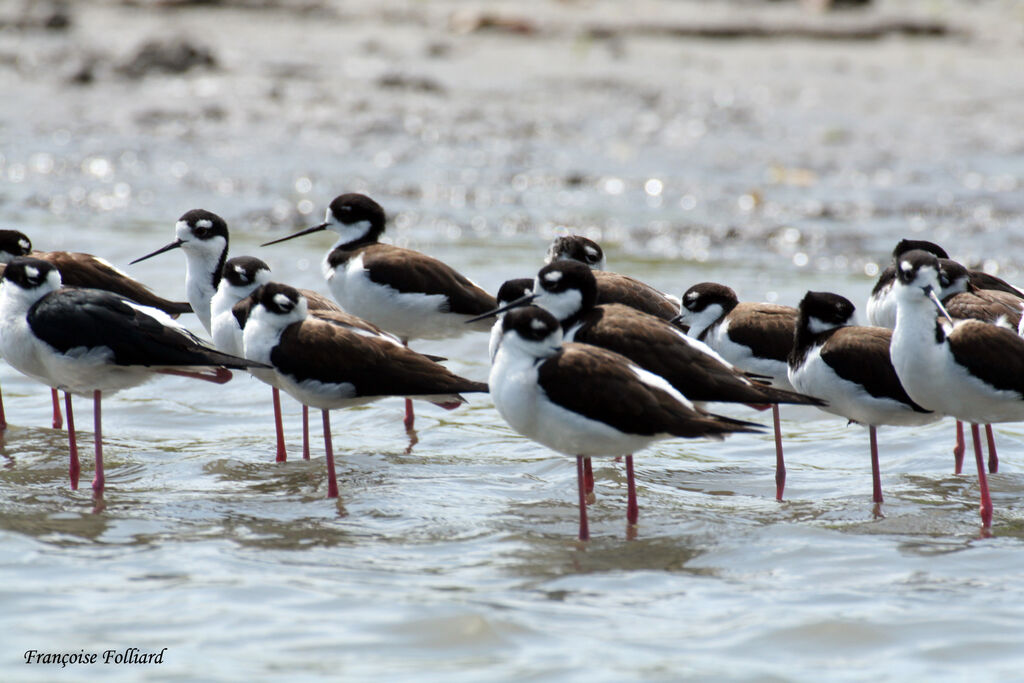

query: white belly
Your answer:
[789,345,938,427]
[327,255,484,341]
[490,355,661,458]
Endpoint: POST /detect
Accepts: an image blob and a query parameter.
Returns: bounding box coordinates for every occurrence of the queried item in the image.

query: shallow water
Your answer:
[2,1,1024,680]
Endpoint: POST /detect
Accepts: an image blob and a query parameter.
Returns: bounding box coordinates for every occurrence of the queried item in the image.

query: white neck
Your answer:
[681,303,724,339]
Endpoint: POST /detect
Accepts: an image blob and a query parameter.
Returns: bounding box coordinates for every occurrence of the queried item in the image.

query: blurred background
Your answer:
[3,0,1023,289]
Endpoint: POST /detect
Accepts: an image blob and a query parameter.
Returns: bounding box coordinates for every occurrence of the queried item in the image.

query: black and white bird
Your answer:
[867,239,951,329]
[260,193,497,429]
[868,238,1023,329]
[545,234,680,323]
[491,262,819,407]
[242,282,488,498]
[0,257,263,497]
[131,212,341,462]
[546,234,607,271]
[476,261,823,502]
[676,282,801,500]
[488,278,534,362]
[0,229,193,433]
[938,257,1024,474]
[866,239,1022,476]
[788,291,939,508]
[486,306,760,540]
[888,249,1024,529]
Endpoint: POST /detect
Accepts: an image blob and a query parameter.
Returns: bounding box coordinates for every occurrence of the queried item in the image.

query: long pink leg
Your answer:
[0,384,6,432]
[402,340,415,431]
[970,424,993,529]
[869,425,883,504]
[576,455,590,541]
[92,390,104,496]
[773,404,786,501]
[322,410,338,499]
[64,392,79,490]
[583,457,595,504]
[302,404,310,460]
[52,388,63,429]
[272,387,286,463]
[953,421,965,474]
[985,424,998,474]
[625,455,638,526]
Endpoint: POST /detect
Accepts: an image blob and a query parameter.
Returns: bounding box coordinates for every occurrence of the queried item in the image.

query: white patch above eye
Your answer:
[584,246,599,259]
[233,265,246,277]
[25,266,39,279]
[543,271,563,283]
[273,293,294,309]
[530,318,548,331]
[685,291,699,302]
[900,260,913,273]
[18,239,29,251]
[196,219,213,229]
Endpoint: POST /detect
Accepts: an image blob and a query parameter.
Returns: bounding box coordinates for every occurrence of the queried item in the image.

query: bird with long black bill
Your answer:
[130,210,339,462]
[0,257,265,498]
[676,281,802,501]
[259,193,497,430]
[0,229,192,433]
[888,249,1024,530]
[474,261,824,503]
[242,282,488,499]
[788,291,938,509]
[483,305,760,540]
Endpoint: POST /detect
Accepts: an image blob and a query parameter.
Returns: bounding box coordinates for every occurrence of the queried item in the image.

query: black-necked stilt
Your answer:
[488,278,534,362]
[131,213,342,462]
[487,262,821,408]
[475,261,823,503]
[868,238,1024,329]
[889,249,1023,529]
[0,257,264,498]
[129,209,229,333]
[259,193,497,429]
[938,257,1024,475]
[485,305,760,540]
[677,281,801,500]
[545,234,680,323]
[546,234,607,271]
[242,282,488,499]
[867,239,950,329]
[788,291,938,508]
[867,240,1017,476]
[0,229,193,434]
[938,258,1023,330]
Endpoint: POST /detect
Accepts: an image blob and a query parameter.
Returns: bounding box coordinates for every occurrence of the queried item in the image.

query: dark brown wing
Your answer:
[340,244,497,316]
[300,288,342,313]
[969,271,1024,298]
[819,327,928,411]
[537,343,760,438]
[272,318,487,397]
[724,303,797,363]
[38,251,192,317]
[574,304,821,405]
[944,290,1023,327]
[308,308,392,338]
[593,271,678,321]
[947,321,1024,397]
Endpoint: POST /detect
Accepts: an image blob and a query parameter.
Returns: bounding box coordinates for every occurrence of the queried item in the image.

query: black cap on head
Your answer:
[502,306,560,341]
[798,291,856,326]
